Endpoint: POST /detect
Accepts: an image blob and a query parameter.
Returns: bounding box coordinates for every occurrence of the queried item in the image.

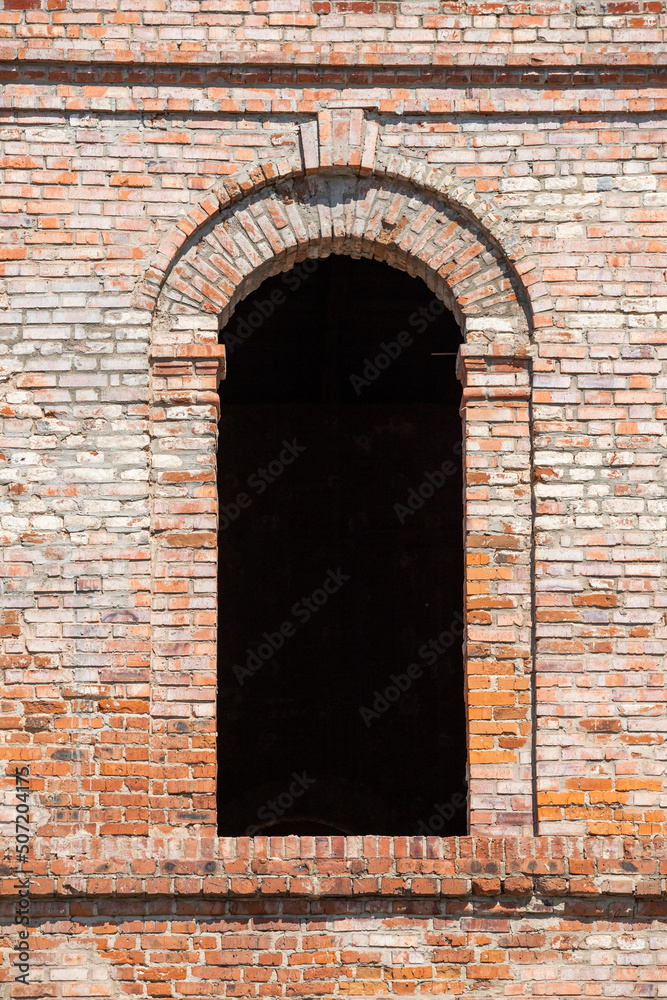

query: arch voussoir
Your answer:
[152,171,531,358]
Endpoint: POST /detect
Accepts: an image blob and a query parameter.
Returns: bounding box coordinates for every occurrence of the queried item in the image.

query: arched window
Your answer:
[148,164,535,839]
[216,255,467,836]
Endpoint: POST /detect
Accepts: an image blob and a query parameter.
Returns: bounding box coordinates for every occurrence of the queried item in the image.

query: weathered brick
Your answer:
[0,6,665,993]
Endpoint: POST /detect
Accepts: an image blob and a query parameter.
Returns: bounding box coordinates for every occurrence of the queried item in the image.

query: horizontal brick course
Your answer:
[2,834,667,897]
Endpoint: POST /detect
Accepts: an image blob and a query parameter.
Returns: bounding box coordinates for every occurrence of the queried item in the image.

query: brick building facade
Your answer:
[2,1,667,996]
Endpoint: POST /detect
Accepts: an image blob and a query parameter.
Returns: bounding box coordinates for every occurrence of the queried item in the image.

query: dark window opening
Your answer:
[216,255,467,836]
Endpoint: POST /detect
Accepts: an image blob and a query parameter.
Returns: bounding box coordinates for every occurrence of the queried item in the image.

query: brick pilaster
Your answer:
[149,343,225,834]
[458,346,534,837]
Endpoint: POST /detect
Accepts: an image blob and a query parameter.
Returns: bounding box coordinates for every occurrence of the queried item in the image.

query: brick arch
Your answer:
[136,153,533,318]
[148,164,537,840]
[149,168,532,353]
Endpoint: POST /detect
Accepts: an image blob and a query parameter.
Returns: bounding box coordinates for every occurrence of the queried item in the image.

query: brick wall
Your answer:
[1,8,667,995]
[0,1,665,64]
[4,895,667,998]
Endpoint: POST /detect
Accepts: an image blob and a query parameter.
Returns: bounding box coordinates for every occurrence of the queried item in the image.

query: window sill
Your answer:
[4,835,664,899]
